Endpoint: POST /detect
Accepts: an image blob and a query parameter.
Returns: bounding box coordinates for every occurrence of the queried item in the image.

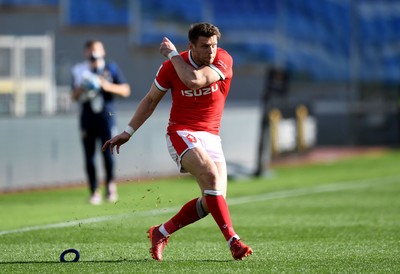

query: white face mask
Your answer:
[88,51,103,62]
[88,52,105,71]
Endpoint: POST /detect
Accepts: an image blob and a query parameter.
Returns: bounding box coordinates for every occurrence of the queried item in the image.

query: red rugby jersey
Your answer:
[154,48,233,135]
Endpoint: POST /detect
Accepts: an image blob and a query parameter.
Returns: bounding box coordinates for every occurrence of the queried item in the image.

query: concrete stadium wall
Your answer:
[0,104,261,192]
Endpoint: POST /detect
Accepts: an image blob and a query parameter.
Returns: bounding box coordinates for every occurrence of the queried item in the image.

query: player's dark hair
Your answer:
[84,39,101,49]
[188,22,221,44]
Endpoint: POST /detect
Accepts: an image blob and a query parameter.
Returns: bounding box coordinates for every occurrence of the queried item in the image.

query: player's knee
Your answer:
[198,171,218,187]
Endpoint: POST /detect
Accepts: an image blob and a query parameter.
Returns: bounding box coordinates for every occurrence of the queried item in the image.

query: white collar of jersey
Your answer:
[188,50,200,69]
[188,50,225,80]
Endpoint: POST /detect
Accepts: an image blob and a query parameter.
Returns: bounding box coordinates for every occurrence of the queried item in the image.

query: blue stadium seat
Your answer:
[382,55,400,82]
[0,0,58,5]
[142,0,202,23]
[68,0,128,25]
[209,0,277,31]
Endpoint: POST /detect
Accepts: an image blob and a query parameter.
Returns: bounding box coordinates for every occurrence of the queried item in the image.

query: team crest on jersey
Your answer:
[185,133,197,143]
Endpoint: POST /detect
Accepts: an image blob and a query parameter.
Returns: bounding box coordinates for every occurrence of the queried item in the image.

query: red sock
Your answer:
[204,193,237,241]
[163,198,208,235]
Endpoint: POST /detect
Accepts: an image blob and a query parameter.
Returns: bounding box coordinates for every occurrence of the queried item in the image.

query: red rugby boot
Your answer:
[147,225,169,261]
[230,238,253,260]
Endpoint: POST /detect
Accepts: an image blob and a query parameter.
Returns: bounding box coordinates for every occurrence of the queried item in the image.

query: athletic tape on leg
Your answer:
[196,198,208,218]
[204,190,223,196]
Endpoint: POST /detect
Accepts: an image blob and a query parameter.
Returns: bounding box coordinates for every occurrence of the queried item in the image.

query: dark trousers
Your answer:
[80,110,115,195]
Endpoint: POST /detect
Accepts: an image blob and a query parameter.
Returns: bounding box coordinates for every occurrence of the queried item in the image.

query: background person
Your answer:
[71,39,131,205]
[102,23,252,260]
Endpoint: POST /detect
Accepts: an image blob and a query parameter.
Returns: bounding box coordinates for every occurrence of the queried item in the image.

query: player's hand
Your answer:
[160,37,177,58]
[98,76,111,92]
[102,132,131,154]
[71,86,86,101]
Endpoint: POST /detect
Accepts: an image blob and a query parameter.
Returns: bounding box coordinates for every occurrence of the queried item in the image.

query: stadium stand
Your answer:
[0,0,399,82]
[0,0,57,5]
[208,0,276,31]
[141,0,203,23]
[66,0,128,25]
[1,0,399,189]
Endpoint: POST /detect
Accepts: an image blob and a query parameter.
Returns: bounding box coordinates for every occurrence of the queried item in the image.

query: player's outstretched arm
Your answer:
[102,132,130,155]
[99,78,131,98]
[102,83,165,154]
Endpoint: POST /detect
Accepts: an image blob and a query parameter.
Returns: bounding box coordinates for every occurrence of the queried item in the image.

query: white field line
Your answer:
[228,175,400,206]
[1,175,399,236]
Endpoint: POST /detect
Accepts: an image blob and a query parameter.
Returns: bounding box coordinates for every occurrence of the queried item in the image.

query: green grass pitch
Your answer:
[1,149,399,273]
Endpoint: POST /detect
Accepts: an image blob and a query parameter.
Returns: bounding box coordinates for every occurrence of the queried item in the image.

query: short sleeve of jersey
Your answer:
[154,60,173,92]
[209,49,233,80]
[71,62,89,88]
[107,62,127,84]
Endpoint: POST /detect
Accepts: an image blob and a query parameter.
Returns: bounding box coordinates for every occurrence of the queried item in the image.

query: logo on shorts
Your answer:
[185,134,197,143]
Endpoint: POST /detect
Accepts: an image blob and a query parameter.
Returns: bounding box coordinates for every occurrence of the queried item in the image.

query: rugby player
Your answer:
[102,22,253,261]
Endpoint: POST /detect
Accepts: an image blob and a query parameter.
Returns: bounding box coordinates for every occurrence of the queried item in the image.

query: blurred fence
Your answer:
[0,34,56,116]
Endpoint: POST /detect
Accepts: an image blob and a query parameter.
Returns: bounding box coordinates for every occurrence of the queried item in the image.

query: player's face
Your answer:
[190,35,218,66]
[85,42,106,61]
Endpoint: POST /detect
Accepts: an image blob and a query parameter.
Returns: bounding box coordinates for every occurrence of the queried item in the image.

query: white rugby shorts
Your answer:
[166,130,225,173]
